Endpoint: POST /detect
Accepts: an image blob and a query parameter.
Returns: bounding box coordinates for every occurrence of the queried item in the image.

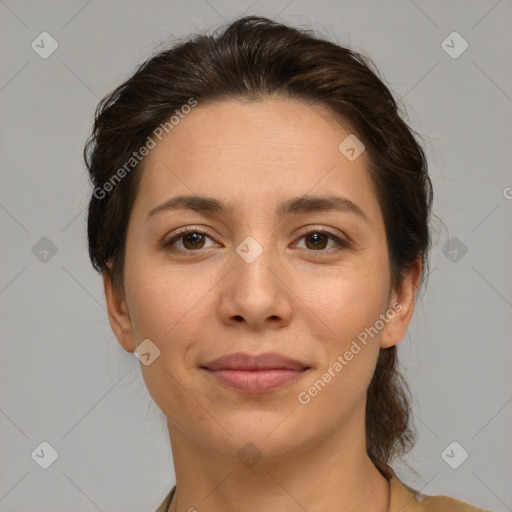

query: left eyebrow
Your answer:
[275,195,370,224]
[146,194,369,224]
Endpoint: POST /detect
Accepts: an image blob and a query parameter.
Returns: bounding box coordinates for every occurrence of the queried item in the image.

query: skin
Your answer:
[103,97,421,512]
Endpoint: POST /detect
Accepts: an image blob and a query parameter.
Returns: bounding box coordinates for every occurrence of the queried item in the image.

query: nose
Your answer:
[217,238,294,330]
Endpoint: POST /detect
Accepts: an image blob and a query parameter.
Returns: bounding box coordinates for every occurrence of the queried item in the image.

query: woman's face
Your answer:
[105,97,417,461]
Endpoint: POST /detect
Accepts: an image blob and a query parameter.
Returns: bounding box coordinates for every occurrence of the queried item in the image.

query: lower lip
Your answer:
[204,368,306,392]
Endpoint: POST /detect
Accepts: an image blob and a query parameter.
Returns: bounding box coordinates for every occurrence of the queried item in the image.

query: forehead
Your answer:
[134,97,381,222]
[145,97,357,166]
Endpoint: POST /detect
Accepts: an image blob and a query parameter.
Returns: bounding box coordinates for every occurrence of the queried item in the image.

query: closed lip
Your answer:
[201,352,310,371]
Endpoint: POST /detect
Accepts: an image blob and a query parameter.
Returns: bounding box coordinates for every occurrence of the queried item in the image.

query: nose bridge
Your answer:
[233,232,278,291]
[231,203,277,268]
[218,229,293,327]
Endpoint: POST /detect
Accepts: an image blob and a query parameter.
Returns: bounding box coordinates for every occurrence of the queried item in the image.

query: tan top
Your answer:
[155,467,490,512]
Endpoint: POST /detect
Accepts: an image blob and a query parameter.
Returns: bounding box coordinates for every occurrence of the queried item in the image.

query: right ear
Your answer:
[102,263,136,353]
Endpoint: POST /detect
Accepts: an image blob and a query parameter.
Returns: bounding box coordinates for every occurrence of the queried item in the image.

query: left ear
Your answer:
[380,256,423,349]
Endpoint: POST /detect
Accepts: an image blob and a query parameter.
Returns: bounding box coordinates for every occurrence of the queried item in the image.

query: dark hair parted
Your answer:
[85,15,433,476]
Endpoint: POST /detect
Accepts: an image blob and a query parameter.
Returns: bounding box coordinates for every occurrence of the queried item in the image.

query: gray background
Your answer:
[1,1,511,511]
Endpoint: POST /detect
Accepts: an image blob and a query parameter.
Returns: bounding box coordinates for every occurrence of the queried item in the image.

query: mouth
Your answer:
[200,352,311,393]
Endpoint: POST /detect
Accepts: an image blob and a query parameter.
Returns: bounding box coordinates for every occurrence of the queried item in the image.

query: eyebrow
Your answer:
[146,194,369,223]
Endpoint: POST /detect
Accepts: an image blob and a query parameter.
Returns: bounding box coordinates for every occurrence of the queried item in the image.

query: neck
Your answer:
[165,416,390,512]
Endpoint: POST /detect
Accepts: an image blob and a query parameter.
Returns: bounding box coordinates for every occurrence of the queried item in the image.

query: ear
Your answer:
[102,264,136,353]
[380,257,423,349]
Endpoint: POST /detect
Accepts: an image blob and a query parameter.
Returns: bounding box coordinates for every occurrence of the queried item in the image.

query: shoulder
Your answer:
[155,478,491,512]
[389,470,491,512]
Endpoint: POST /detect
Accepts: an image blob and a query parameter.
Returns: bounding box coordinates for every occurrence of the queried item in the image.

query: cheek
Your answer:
[123,253,211,340]
[298,273,386,408]
[124,262,207,417]
[298,262,389,337]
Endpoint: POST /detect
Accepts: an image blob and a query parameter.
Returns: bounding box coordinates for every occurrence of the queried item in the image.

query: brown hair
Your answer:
[85,15,433,476]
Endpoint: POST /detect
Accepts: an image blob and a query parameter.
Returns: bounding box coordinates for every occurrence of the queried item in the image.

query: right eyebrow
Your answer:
[146,195,233,221]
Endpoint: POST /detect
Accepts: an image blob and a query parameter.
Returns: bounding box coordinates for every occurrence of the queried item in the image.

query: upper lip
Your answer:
[202,352,309,371]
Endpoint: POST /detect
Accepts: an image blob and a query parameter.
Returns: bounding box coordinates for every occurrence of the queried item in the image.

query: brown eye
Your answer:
[304,232,329,250]
[296,230,349,252]
[162,229,217,252]
[181,232,206,250]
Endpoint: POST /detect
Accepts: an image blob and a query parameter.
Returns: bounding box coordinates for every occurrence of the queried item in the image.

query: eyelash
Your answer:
[161,226,351,254]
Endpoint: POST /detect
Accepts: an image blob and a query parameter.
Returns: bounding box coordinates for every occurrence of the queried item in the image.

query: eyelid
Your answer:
[162,225,218,246]
[162,224,351,253]
[294,225,351,246]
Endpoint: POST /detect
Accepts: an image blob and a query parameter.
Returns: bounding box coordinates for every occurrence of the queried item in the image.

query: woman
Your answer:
[84,15,490,512]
